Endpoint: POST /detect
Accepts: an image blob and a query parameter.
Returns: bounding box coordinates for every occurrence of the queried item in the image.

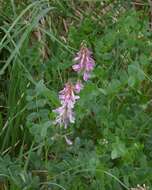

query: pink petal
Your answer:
[74,55,81,61]
[53,106,64,114]
[72,64,81,72]
[75,81,83,93]
[83,72,90,81]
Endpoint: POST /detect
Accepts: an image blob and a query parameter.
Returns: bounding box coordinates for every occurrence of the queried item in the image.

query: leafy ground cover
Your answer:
[0,0,152,189]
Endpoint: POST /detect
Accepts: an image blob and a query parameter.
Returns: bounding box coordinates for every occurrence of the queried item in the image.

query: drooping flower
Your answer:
[74,80,84,93]
[53,82,80,128]
[72,44,95,81]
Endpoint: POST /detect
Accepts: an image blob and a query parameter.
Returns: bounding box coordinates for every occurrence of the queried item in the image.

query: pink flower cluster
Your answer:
[53,81,83,128]
[72,45,95,81]
[53,44,95,129]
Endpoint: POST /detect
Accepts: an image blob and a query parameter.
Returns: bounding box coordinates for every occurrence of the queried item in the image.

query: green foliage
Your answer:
[0,1,152,190]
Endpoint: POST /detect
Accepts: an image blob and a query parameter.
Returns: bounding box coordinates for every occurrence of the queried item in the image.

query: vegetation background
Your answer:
[0,0,152,189]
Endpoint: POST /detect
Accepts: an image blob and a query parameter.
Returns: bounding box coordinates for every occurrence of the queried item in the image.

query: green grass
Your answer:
[0,0,152,189]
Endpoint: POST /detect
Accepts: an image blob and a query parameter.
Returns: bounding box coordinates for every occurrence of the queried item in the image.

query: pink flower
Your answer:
[74,81,83,93]
[72,44,95,81]
[53,105,75,129]
[53,82,79,128]
[59,83,79,106]
[83,72,90,81]
[72,64,81,72]
[53,43,95,130]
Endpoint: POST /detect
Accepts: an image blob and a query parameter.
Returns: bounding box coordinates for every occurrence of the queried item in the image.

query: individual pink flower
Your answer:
[72,44,95,81]
[53,82,79,128]
[74,80,83,93]
[83,72,90,81]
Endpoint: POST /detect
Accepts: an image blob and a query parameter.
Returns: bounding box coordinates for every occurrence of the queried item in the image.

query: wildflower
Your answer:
[59,82,80,106]
[53,105,75,129]
[72,44,95,81]
[74,80,84,93]
[53,82,80,128]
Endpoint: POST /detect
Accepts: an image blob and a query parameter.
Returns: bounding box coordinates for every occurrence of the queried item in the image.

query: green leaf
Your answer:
[128,76,135,87]
[35,80,59,106]
[111,139,127,160]
[0,113,2,130]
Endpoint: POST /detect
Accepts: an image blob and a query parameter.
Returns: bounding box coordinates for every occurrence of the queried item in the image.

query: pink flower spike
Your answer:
[75,81,84,93]
[73,44,95,81]
[53,82,80,128]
